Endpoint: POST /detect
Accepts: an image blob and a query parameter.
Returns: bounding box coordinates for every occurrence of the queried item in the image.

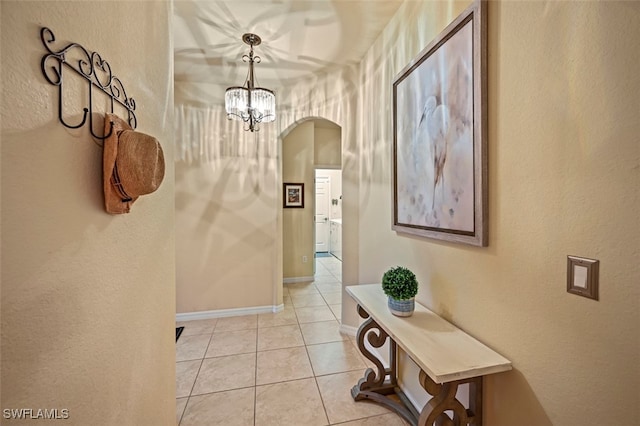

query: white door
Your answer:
[315,176,331,253]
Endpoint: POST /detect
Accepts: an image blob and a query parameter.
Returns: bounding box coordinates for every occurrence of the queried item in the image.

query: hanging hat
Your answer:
[103,113,165,214]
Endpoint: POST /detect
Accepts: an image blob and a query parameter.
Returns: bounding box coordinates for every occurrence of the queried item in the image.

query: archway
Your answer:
[278,117,342,310]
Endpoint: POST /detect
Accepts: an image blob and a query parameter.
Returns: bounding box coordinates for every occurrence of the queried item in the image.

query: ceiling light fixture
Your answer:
[225,33,276,132]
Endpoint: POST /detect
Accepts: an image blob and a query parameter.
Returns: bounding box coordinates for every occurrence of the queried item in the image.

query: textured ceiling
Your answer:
[173,0,403,104]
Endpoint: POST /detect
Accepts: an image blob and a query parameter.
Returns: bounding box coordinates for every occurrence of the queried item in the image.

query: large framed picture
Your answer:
[392,0,487,247]
[283,183,304,208]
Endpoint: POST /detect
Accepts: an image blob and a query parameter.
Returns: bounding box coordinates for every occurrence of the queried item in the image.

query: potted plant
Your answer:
[382,266,419,317]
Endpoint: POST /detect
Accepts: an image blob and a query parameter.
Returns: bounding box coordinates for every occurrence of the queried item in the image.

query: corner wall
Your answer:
[174,61,360,314]
[174,102,280,314]
[354,1,640,425]
[283,121,315,279]
[1,2,175,424]
[314,126,341,168]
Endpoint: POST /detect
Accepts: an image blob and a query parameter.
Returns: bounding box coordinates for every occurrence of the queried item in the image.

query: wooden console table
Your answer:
[346,284,512,426]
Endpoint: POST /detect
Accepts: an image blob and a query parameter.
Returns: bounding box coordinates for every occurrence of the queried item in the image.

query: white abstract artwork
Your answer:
[394,19,475,236]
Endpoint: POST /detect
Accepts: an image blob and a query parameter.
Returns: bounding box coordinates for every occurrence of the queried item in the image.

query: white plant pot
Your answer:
[387,296,415,317]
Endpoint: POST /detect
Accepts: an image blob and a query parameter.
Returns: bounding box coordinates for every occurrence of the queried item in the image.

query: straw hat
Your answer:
[103,113,165,214]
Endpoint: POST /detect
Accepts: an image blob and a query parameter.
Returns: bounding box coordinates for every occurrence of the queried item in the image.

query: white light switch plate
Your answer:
[567,256,599,300]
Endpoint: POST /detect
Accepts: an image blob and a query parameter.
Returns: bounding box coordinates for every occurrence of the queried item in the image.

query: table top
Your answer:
[346,284,512,384]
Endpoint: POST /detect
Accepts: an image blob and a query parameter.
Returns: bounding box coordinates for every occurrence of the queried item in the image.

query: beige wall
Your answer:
[174,105,280,313]
[173,96,282,313]
[353,1,640,425]
[1,1,175,425]
[314,126,341,168]
[175,52,360,314]
[175,156,279,313]
[282,121,315,279]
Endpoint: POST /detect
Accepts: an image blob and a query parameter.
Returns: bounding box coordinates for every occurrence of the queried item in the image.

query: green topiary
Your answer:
[382,266,418,300]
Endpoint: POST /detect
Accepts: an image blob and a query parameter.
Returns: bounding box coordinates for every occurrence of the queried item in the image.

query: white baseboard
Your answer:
[399,386,423,414]
[339,324,358,337]
[283,276,314,284]
[177,304,284,322]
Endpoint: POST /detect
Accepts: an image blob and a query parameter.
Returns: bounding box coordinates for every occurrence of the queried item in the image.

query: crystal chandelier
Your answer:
[225,33,276,132]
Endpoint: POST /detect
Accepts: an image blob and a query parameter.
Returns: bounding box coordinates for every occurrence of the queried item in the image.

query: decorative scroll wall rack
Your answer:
[40,27,137,139]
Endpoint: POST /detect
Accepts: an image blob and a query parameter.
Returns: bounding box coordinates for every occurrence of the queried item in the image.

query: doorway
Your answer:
[315,169,342,264]
[315,174,331,254]
[281,117,341,284]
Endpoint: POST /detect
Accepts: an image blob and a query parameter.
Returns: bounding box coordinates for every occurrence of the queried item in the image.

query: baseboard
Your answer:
[176,304,284,322]
[339,324,358,337]
[399,386,423,415]
[283,276,314,284]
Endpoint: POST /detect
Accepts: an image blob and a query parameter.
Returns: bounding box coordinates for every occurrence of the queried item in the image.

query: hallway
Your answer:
[175,256,408,425]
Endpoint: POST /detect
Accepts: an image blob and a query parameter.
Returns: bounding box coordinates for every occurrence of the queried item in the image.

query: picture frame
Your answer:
[283,183,304,208]
[392,0,487,247]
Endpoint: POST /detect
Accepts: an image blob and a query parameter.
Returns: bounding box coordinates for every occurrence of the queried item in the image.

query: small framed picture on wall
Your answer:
[283,183,304,208]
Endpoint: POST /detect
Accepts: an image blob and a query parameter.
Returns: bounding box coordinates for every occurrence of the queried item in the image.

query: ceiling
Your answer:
[173,0,404,105]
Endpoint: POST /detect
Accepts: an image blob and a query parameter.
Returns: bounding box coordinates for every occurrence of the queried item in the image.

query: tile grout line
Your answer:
[309,267,333,425]
[253,314,258,426]
[178,262,379,425]
[187,330,214,397]
[266,280,328,420]
[313,374,331,425]
[177,321,216,426]
[318,259,347,425]
[304,282,331,425]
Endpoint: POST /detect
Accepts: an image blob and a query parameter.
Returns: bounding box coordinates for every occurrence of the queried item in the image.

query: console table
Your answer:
[346,284,512,426]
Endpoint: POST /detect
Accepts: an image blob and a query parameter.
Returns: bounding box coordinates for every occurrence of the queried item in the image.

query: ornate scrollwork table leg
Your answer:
[352,305,392,392]
[350,305,418,426]
[418,371,483,426]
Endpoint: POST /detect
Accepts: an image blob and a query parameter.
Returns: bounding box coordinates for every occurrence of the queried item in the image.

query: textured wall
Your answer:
[355,1,640,425]
[173,103,281,313]
[0,1,175,424]
[282,121,315,279]
[314,126,341,168]
[174,65,359,313]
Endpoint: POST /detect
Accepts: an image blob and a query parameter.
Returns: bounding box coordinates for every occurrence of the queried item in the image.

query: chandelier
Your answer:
[225,33,276,132]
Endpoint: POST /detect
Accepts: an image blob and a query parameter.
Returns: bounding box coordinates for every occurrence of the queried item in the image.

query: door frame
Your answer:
[314,173,331,255]
[314,166,341,275]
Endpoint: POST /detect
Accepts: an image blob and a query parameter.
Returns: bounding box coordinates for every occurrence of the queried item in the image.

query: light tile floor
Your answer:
[175,255,409,425]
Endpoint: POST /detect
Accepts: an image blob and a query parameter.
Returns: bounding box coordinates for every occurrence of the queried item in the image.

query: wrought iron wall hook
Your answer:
[94,116,114,140]
[40,27,137,139]
[87,82,115,139]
